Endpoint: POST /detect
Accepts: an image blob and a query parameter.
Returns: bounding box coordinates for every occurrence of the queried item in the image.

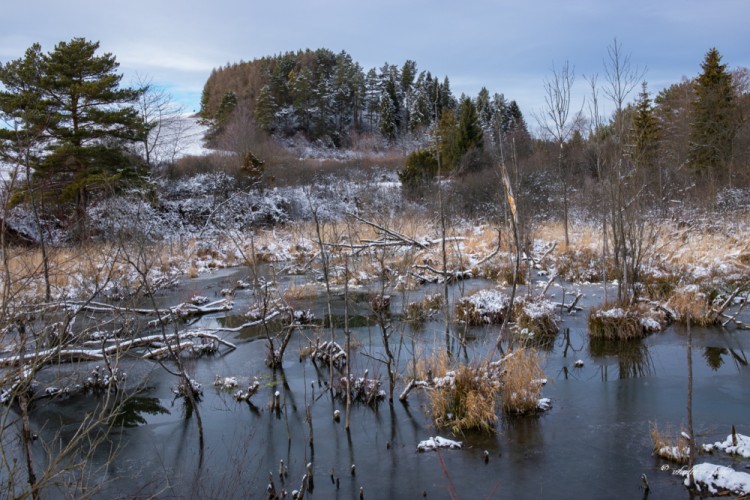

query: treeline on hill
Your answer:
[199,48,530,152]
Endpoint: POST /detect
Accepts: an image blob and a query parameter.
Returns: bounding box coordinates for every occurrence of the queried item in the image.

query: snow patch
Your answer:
[679,463,750,496]
[702,433,750,458]
[417,436,463,452]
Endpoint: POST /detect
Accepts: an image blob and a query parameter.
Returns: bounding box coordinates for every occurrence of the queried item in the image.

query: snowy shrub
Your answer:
[588,305,644,340]
[430,363,499,434]
[516,297,558,336]
[456,289,509,325]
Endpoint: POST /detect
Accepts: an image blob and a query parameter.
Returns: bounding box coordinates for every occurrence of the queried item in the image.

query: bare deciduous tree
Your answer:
[134,75,192,169]
[537,61,578,248]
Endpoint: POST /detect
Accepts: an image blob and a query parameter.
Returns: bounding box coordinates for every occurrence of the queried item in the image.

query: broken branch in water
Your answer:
[0,331,236,368]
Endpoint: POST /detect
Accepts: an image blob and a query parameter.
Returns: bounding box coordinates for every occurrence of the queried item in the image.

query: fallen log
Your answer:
[0,331,236,368]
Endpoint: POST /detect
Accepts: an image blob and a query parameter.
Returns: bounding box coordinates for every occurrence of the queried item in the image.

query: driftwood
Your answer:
[203,310,282,333]
[310,340,347,369]
[412,231,502,284]
[0,331,236,368]
[234,380,261,402]
[398,379,432,402]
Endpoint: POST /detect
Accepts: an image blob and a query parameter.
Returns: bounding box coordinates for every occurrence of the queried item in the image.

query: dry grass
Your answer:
[650,423,690,464]
[556,247,613,283]
[667,286,716,326]
[405,293,444,322]
[515,298,558,336]
[283,282,319,301]
[430,363,499,435]
[456,300,504,326]
[0,243,173,301]
[641,268,682,301]
[588,304,644,340]
[500,348,546,414]
[478,257,528,285]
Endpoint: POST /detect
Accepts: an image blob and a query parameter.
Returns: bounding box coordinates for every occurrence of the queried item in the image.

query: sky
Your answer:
[2,0,749,128]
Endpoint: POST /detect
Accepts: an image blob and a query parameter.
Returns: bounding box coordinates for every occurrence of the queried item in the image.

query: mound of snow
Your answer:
[417,436,463,452]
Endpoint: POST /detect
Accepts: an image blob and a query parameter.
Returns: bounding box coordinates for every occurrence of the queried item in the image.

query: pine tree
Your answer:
[0,38,145,236]
[689,48,737,181]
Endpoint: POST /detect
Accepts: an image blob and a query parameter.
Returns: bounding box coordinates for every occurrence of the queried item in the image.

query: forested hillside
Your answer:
[198,48,529,152]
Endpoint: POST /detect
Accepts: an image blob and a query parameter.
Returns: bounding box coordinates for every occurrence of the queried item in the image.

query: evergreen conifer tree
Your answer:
[688,48,737,182]
[0,38,146,236]
[631,82,659,169]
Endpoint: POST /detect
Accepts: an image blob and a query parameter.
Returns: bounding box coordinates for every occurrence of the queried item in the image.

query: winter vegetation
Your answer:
[1,37,749,497]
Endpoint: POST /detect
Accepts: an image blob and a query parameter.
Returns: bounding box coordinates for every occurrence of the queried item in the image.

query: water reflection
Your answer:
[703,346,727,370]
[589,338,654,380]
[111,393,170,427]
[703,346,748,371]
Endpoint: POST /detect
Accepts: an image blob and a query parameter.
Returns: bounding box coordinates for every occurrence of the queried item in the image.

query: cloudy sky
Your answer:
[2,0,748,123]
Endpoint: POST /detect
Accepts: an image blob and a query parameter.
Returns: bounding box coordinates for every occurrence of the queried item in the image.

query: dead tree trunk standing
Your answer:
[309,195,336,391]
[344,255,352,430]
[496,140,521,351]
[19,390,39,500]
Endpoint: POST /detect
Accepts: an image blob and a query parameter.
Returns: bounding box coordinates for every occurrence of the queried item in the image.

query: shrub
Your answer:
[405,293,444,322]
[588,301,668,341]
[398,149,438,190]
[557,247,615,283]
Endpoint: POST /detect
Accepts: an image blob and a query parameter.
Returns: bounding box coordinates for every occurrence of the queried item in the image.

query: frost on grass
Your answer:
[456,289,508,325]
[516,297,558,336]
[588,303,667,340]
[650,423,690,464]
[417,436,463,452]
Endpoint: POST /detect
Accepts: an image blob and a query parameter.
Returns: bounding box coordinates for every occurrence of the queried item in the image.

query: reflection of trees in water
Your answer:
[111,393,170,427]
[588,338,653,380]
[703,346,748,371]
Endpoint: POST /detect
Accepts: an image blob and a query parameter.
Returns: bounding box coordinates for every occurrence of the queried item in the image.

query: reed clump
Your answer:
[430,364,499,435]
[500,348,546,414]
[650,423,690,464]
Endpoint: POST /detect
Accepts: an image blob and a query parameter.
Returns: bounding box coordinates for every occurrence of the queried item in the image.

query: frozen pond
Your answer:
[10,266,750,498]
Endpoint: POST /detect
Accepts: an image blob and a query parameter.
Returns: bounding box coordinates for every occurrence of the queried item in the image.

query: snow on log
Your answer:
[678,463,750,496]
[0,331,236,368]
[702,432,750,458]
[417,436,463,452]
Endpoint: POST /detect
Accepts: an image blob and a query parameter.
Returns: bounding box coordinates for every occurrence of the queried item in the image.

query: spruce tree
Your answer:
[631,82,659,169]
[689,48,737,182]
[457,95,483,153]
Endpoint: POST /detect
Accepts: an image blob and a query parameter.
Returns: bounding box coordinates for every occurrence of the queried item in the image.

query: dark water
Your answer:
[16,268,750,499]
